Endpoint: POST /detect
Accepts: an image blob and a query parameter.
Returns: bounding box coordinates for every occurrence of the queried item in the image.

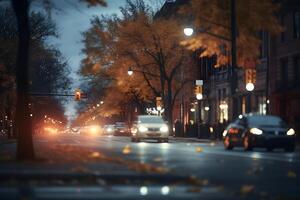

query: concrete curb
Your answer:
[0,139,17,145]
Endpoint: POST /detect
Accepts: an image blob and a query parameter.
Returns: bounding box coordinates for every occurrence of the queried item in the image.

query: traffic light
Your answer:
[245,69,257,84]
[74,89,81,101]
[252,69,256,84]
[245,69,256,91]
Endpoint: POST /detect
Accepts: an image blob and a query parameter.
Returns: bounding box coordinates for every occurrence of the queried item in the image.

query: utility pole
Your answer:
[266,33,270,114]
[230,0,238,120]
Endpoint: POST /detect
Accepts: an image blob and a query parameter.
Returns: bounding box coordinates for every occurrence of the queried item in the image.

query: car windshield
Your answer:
[1,0,299,199]
[247,115,288,127]
[138,116,164,124]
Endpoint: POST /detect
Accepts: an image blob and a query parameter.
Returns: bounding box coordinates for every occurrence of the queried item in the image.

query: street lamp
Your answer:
[183,27,194,37]
[127,67,133,76]
[196,93,203,100]
[245,82,254,92]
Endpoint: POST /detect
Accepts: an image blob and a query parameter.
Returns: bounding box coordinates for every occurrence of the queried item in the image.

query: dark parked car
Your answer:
[113,122,130,136]
[223,114,296,152]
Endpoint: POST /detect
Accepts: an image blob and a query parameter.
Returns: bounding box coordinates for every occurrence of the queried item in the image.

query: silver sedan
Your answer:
[131,115,169,143]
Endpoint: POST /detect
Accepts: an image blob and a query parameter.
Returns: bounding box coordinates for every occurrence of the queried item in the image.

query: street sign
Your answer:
[196,80,203,86]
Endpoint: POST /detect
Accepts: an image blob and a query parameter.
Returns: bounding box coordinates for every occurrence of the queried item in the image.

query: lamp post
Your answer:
[183,0,238,121]
[245,82,254,113]
[127,67,133,76]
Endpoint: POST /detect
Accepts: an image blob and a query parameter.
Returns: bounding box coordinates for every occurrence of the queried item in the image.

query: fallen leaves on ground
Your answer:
[89,151,103,158]
[186,187,202,193]
[187,176,209,186]
[287,171,296,178]
[195,147,203,153]
[240,185,255,195]
[122,145,132,154]
[246,166,263,175]
[70,166,90,173]
[34,143,168,174]
[153,157,163,162]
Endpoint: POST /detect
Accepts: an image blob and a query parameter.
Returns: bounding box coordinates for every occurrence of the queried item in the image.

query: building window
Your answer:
[294,56,300,86]
[280,58,288,88]
[258,96,267,115]
[281,15,286,43]
[260,31,268,59]
[293,11,300,39]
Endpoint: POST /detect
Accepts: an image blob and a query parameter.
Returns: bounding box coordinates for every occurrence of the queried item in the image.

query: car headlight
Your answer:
[222,130,228,137]
[250,128,263,135]
[138,126,148,132]
[160,125,168,133]
[90,127,99,134]
[131,128,137,134]
[107,128,112,132]
[287,128,295,136]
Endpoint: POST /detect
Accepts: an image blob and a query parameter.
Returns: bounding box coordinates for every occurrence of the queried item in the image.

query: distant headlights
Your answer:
[250,128,263,135]
[287,128,295,136]
[160,125,169,133]
[138,126,148,132]
[107,128,113,132]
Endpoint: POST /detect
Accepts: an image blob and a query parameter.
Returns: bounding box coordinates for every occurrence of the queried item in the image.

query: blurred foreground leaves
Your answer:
[34,143,168,174]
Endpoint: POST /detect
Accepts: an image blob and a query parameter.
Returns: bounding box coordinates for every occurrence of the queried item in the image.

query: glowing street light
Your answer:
[183,27,194,37]
[127,67,133,76]
[196,93,203,100]
[245,82,254,91]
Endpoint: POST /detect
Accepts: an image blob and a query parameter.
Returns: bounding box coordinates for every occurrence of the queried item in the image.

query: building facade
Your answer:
[157,0,300,137]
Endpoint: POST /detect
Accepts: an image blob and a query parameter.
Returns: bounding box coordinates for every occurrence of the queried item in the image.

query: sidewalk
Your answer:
[0,136,16,145]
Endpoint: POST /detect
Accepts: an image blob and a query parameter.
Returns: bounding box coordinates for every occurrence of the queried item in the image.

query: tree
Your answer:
[9,0,106,160]
[0,6,63,139]
[80,0,195,131]
[180,0,282,67]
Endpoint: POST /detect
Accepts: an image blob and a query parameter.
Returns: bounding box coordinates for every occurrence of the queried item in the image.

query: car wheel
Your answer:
[165,139,169,143]
[284,146,295,152]
[131,138,136,142]
[243,136,253,151]
[224,136,233,150]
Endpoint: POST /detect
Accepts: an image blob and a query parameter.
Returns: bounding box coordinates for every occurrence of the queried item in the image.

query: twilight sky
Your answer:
[45,0,160,121]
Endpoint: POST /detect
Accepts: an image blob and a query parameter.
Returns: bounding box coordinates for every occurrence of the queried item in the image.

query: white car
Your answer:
[131,115,169,143]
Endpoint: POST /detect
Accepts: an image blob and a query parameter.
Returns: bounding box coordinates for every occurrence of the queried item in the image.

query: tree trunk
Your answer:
[165,81,173,134]
[12,0,35,160]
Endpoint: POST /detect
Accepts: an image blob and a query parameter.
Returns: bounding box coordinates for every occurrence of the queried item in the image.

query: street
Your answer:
[1,134,300,199]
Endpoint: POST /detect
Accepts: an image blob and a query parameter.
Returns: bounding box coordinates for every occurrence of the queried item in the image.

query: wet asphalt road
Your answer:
[1,134,300,199]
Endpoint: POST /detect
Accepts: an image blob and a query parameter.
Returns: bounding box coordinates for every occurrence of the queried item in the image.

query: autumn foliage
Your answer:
[180,0,282,67]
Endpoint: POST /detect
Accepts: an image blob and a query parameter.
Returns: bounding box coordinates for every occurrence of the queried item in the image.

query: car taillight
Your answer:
[228,128,238,134]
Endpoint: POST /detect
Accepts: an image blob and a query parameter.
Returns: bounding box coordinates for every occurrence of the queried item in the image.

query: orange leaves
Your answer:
[122,145,132,154]
[240,185,255,195]
[180,0,282,68]
[287,171,297,178]
[195,147,203,153]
